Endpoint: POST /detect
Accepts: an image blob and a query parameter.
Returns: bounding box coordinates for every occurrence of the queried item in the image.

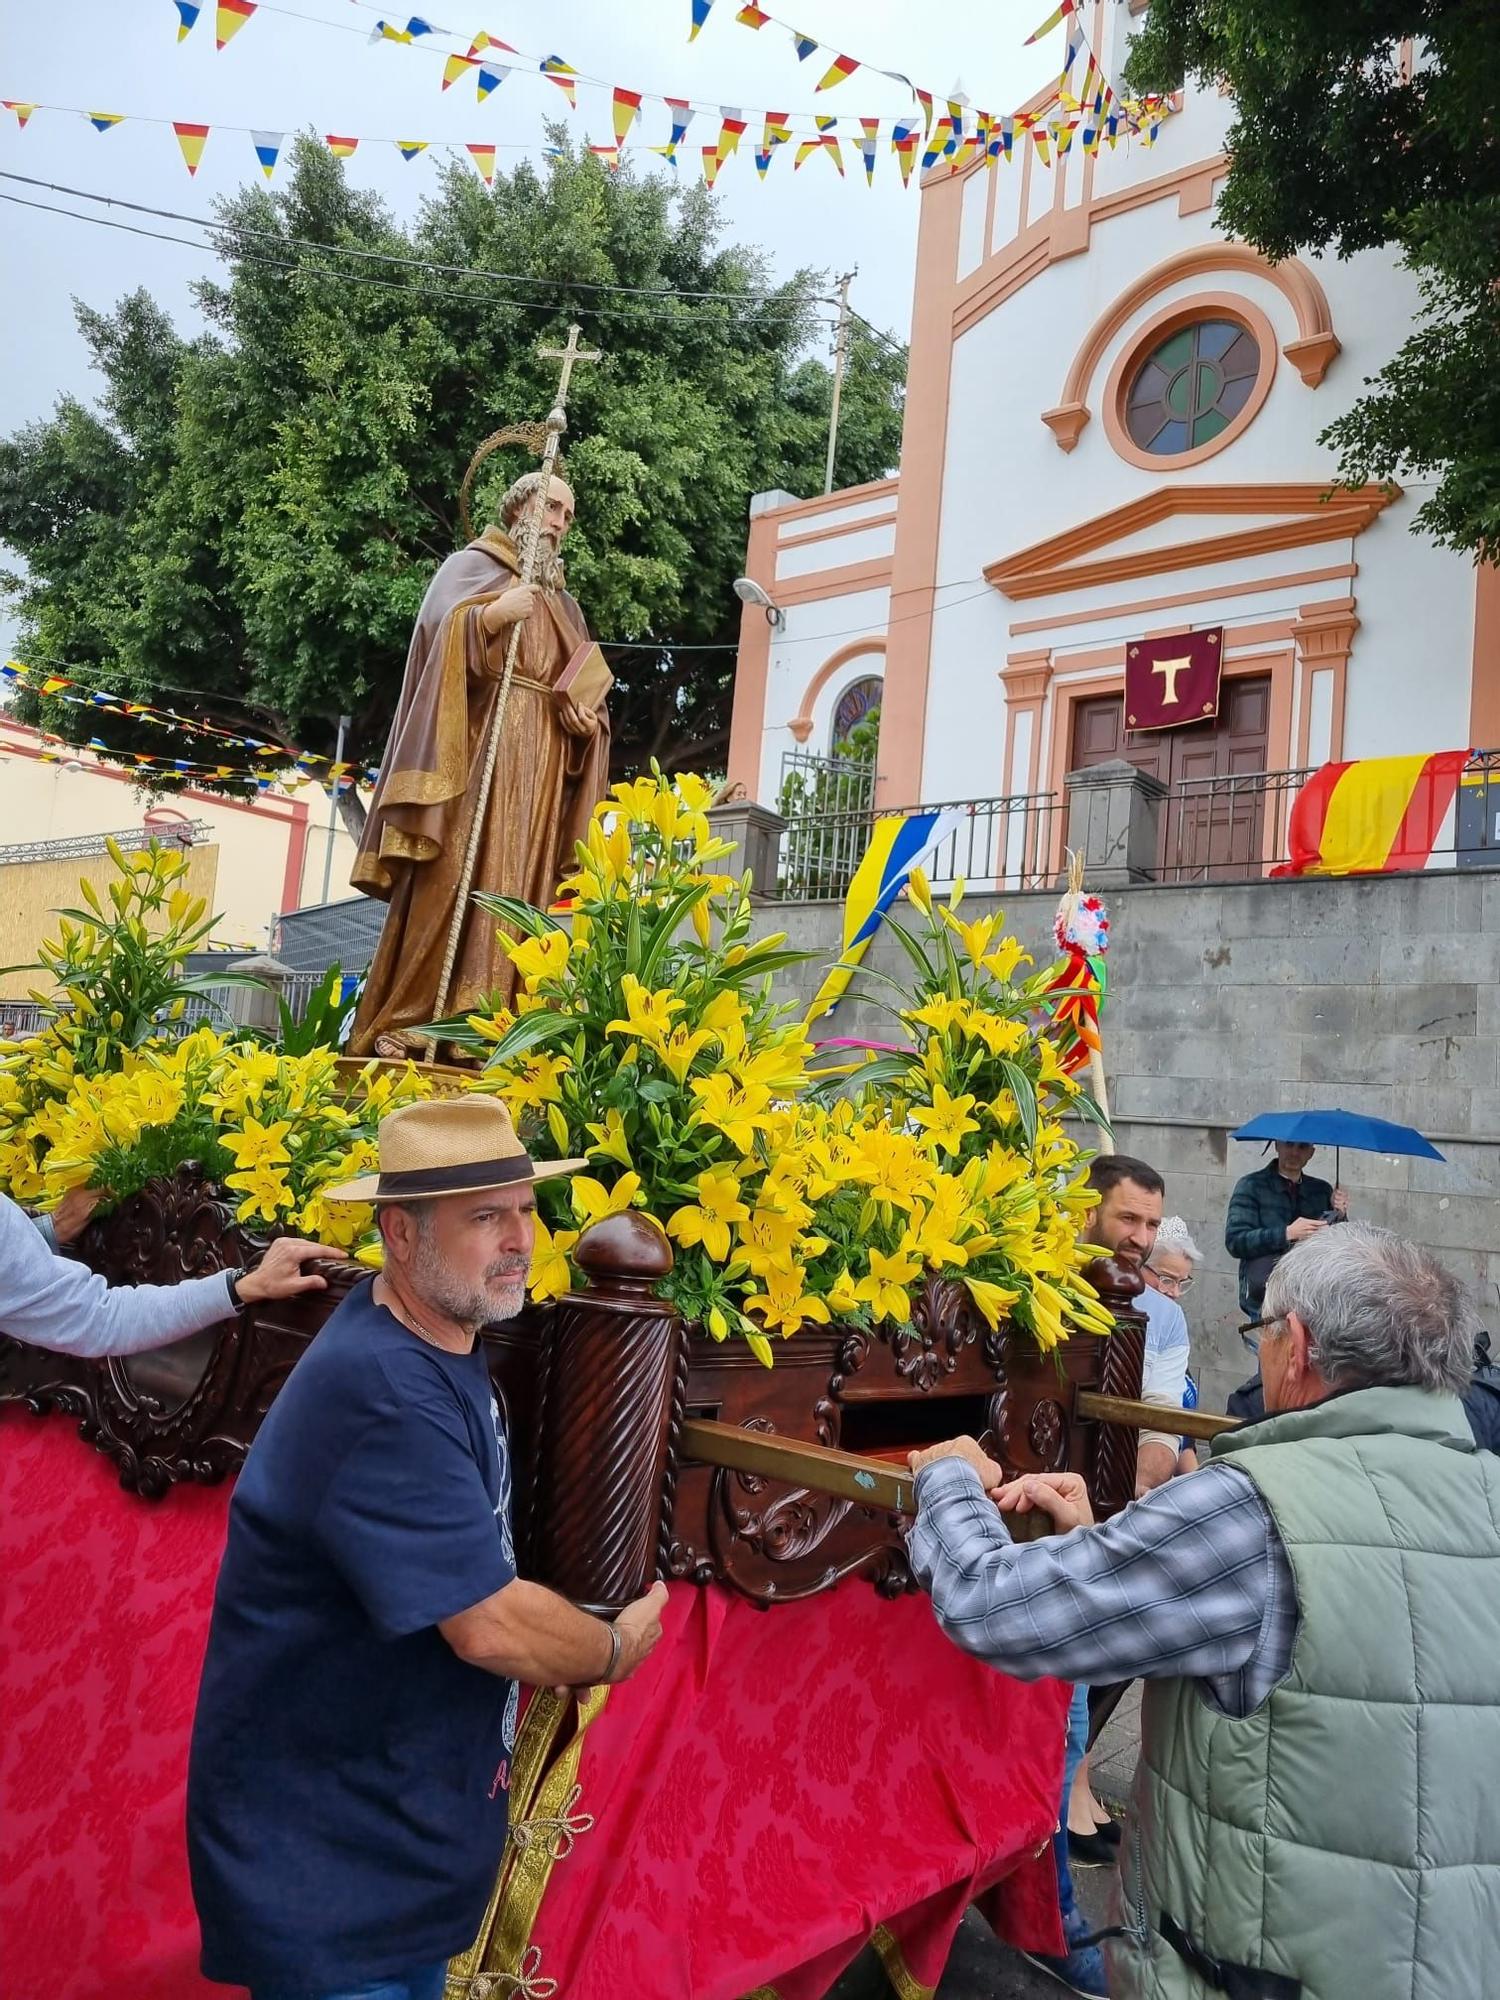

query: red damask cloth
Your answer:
[1,1412,1065,2000]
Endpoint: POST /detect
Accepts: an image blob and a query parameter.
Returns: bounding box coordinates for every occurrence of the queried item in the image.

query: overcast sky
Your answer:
[0,0,1056,654]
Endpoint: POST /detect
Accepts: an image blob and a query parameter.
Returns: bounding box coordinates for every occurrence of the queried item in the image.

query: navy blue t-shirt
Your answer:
[187,1280,518,1990]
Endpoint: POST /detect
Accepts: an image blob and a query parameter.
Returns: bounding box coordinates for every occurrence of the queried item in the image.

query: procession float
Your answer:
[0,783,1211,2000]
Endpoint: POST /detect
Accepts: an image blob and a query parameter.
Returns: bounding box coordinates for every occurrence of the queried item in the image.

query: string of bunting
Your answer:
[2,660,378,794]
[9,0,1173,187]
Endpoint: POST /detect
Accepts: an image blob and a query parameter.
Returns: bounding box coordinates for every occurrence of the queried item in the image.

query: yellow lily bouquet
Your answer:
[0,841,433,1253]
[439,770,1113,1363]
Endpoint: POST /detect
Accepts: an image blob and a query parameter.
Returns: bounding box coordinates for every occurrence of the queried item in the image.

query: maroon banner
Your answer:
[1125,626,1222,732]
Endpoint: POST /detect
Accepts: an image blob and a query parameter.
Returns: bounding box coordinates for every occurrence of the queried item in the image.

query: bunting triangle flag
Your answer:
[442,52,473,89]
[716,107,747,160]
[649,145,681,167]
[1031,122,1052,166]
[612,87,643,146]
[701,143,722,188]
[476,65,508,101]
[539,57,577,108]
[753,148,773,179]
[467,141,497,183]
[689,0,715,40]
[89,112,125,133]
[3,101,37,128]
[215,0,256,49]
[173,121,210,174]
[816,52,858,92]
[173,1,202,40]
[791,29,818,61]
[761,111,792,152]
[370,19,414,41]
[325,134,359,159]
[396,139,429,161]
[858,116,880,185]
[664,97,694,155]
[589,143,622,171]
[736,4,771,25]
[890,117,919,187]
[914,88,934,141]
[1024,0,1075,44]
[795,134,843,175]
[251,128,282,177]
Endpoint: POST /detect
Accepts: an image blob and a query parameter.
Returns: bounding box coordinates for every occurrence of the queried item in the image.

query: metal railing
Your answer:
[0,820,213,866]
[1156,748,1500,883]
[1155,766,1314,885]
[778,791,1066,902]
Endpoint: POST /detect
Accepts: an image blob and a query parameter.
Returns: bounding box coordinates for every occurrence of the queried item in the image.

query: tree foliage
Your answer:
[0,136,905,825]
[1126,2,1500,560]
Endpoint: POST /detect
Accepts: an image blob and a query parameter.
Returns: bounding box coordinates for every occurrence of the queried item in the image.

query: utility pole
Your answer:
[823,267,856,496]
[320,712,351,906]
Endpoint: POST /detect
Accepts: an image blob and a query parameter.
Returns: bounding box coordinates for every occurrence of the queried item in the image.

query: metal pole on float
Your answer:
[823,268,855,496]
[320,712,350,907]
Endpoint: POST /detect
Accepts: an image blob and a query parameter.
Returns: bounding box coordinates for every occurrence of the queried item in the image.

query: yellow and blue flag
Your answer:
[807,807,961,1021]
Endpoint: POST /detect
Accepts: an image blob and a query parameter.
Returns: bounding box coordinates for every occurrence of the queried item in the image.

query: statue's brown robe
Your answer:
[347,529,610,1053]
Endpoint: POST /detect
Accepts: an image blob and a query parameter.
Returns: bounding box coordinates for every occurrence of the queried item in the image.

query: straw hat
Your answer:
[323,1097,585,1204]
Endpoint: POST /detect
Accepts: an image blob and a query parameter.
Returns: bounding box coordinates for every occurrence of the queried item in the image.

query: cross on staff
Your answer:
[426,325,602,1055]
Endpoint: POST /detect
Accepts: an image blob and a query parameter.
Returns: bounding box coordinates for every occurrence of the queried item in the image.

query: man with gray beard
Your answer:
[187,1100,667,2000]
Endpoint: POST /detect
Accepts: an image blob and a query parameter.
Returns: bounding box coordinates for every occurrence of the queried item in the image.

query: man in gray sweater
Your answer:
[0,1191,339,1357]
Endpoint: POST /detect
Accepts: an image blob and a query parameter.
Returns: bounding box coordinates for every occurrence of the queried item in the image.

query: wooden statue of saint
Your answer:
[346,472,610,1058]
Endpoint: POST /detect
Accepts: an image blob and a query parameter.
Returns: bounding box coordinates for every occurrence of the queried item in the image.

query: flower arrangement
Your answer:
[440,770,1112,1361]
[0,842,434,1255]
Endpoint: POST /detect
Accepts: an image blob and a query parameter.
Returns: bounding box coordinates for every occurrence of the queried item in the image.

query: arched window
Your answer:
[830,675,882,751]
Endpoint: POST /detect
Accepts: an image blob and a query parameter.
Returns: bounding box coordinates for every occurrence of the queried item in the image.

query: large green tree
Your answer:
[1126,2,1499,561]
[0,135,905,827]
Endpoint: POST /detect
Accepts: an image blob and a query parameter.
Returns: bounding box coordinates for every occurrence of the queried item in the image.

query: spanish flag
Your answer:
[1272,751,1471,878]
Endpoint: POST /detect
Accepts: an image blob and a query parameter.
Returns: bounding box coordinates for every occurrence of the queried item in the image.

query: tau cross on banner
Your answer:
[1124,626,1223,732]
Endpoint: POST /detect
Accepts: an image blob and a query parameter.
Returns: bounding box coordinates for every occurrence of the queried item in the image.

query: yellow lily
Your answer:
[571,1171,643,1228]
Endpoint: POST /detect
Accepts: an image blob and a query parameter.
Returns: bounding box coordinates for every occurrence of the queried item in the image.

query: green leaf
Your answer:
[805,1051,917,1103]
[998,1058,1039,1149]
[471,892,564,938]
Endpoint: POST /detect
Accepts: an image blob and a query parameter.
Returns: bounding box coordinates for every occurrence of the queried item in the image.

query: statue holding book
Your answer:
[348,464,613,1058]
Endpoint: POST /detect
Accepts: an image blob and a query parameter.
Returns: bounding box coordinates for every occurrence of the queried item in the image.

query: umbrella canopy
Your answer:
[1232,1109,1444,1163]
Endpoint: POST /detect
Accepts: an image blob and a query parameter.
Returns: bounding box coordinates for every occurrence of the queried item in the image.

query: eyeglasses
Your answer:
[1148,1270,1195,1295]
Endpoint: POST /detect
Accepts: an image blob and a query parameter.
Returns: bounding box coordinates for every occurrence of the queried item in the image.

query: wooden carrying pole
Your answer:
[425,325,601,1058]
[680,1397,1240,1518]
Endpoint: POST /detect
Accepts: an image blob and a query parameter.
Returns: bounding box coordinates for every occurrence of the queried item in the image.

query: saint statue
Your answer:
[346,472,610,1057]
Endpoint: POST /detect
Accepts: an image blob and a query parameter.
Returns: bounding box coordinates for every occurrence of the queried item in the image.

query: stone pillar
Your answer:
[1062,757,1166,885]
[220,952,292,1033]
[707,799,787,903]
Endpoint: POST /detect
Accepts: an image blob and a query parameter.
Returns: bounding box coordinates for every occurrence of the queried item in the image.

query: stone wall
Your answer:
[754,869,1500,1413]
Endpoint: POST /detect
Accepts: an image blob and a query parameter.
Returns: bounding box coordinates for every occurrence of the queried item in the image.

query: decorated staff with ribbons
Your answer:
[1044,849,1111,1137]
[348,328,613,1058]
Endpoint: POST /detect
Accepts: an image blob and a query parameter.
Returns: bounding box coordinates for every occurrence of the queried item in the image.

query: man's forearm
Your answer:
[443,1578,616,1686]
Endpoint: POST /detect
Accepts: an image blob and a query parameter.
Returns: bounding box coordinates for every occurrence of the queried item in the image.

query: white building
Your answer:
[727,8,1498,880]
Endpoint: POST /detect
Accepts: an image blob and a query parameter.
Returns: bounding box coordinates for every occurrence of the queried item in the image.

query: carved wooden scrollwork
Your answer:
[888,1275,980,1393]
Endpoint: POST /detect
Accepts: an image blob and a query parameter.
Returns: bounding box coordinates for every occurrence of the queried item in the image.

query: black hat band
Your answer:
[374,1152,536,1199]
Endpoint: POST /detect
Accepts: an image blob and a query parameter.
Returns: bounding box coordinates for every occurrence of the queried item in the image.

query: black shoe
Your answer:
[1067,1826,1121,1868]
[1093,1816,1123,1848]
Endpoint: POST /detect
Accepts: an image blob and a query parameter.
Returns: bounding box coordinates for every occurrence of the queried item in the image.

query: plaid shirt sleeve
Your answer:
[908,1457,1297,1710]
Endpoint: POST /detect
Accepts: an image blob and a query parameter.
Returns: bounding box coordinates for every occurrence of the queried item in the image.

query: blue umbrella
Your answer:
[1233,1108,1444,1184]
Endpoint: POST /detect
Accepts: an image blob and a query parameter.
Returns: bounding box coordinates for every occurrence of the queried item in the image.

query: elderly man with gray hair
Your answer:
[907,1222,1500,1999]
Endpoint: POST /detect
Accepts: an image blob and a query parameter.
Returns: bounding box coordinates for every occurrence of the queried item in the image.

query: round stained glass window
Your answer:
[1125,318,1261,455]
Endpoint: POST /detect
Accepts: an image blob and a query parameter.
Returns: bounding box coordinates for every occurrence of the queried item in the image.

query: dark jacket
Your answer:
[1224,1159,1335,1320]
[1230,1338,1500,1453]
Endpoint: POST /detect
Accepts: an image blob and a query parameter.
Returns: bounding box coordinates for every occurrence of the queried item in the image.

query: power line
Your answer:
[0,191,838,330]
[0,170,836,312]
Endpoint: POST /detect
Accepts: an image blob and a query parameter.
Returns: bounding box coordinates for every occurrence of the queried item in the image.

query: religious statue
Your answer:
[349,372,620,1069]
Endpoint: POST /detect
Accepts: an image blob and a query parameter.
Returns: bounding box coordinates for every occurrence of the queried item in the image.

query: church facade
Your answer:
[726,9,1498,876]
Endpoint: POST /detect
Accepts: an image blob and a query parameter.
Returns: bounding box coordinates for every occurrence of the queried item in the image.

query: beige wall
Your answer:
[0,722,361,953]
[0,843,222,1003]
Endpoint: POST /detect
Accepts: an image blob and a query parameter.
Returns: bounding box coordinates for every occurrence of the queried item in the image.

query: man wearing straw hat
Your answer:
[187,1098,668,2000]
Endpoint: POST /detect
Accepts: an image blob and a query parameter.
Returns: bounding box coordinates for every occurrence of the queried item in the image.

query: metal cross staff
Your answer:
[426,324,601,1057]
